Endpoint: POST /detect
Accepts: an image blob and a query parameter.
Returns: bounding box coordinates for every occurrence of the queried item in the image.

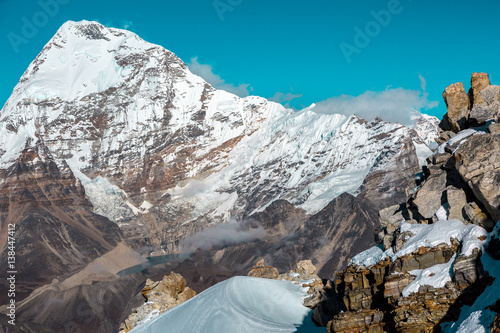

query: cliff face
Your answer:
[315,73,500,333]
[0,144,123,303]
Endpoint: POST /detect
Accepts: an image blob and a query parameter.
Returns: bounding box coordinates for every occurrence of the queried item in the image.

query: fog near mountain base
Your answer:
[180,220,267,251]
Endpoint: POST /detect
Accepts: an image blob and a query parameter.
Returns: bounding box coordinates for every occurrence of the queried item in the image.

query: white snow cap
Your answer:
[129,276,325,333]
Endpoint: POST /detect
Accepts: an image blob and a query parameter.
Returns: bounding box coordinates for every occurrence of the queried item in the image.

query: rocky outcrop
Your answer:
[439,73,500,134]
[247,260,324,308]
[316,74,500,333]
[248,259,279,279]
[440,82,471,132]
[455,134,500,221]
[119,272,196,332]
[322,243,487,333]
[469,72,500,126]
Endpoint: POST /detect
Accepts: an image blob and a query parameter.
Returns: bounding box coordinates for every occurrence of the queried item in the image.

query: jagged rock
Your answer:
[412,167,447,219]
[323,241,484,332]
[468,73,500,125]
[440,82,471,132]
[455,134,500,221]
[247,259,279,279]
[391,282,462,332]
[279,260,324,308]
[489,122,500,134]
[429,152,451,165]
[119,272,196,333]
[470,72,492,106]
[463,201,494,229]
[247,260,324,308]
[452,249,485,289]
[446,186,467,220]
[327,309,384,333]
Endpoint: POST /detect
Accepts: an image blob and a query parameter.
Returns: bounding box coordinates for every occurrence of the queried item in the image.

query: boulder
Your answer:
[468,73,500,125]
[469,72,491,106]
[446,186,467,221]
[412,167,447,219]
[455,134,500,221]
[119,272,196,332]
[440,82,471,132]
[463,201,494,230]
[247,259,279,279]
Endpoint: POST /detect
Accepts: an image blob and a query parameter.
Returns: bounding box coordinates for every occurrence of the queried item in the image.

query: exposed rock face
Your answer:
[323,244,487,333]
[247,260,324,308]
[469,72,500,126]
[0,144,123,303]
[356,136,421,211]
[248,259,279,279]
[455,134,500,221]
[119,272,196,332]
[439,73,500,134]
[316,74,500,333]
[440,82,471,132]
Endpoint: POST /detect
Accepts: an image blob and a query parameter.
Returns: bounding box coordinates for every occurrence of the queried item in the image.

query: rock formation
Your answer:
[119,272,196,332]
[247,259,324,308]
[439,72,500,135]
[440,82,471,132]
[315,73,500,333]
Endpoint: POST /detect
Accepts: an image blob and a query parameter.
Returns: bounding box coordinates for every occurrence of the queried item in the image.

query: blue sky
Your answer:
[1,0,499,123]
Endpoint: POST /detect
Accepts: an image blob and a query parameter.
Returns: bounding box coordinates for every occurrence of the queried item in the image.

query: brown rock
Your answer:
[120,272,196,332]
[327,309,384,333]
[247,259,279,279]
[489,122,500,134]
[446,186,467,221]
[468,73,500,125]
[463,201,494,230]
[455,134,500,221]
[440,82,471,132]
[412,167,447,219]
[470,72,491,106]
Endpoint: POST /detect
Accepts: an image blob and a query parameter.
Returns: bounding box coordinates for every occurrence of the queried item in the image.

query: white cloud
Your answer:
[180,220,267,251]
[418,73,427,91]
[187,57,252,97]
[269,91,303,108]
[311,83,439,126]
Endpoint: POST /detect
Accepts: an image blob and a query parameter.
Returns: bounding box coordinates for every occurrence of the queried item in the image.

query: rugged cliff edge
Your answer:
[314,73,500,333]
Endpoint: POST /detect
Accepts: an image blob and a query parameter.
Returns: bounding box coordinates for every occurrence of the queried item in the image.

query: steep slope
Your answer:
[0,20,434,257]
[0,143,123,303]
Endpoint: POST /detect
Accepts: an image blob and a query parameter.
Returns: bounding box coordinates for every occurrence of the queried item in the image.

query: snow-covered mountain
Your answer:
[0,20,438,256]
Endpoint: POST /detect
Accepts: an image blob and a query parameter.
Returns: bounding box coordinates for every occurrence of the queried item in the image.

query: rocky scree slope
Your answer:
[314,73,500,333]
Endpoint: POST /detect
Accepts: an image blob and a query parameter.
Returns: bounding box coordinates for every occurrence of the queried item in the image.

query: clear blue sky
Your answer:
[1,0,499,120]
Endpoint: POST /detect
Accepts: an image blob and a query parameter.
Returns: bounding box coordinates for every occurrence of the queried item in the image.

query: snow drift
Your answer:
[129,276,326,333]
